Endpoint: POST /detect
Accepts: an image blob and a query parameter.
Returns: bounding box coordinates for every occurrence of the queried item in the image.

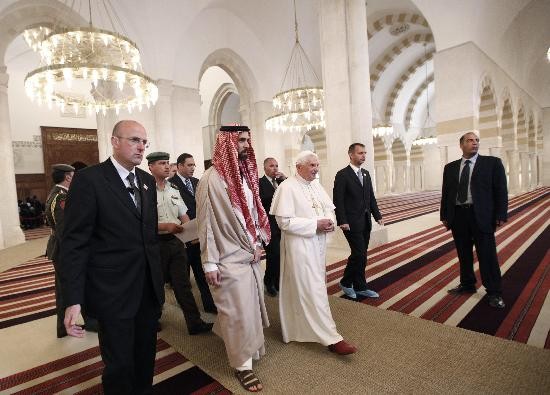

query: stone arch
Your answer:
[391,138,407,193]
[384,50,434,120]
[527,112,536,152]
[404,74,434,128]
[370,32,433,91]
[208,82,238,127]
[0,0,86,67]
[373,136,390,195]
[478,76,499,139]
[500,90,515,149]
[198,48,259,125]
[367,12,429,39]
[516,104,527,152]
[409,144,424,191]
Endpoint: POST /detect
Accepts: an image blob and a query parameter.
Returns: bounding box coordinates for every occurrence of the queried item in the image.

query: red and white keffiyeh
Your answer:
[212,127,271,245]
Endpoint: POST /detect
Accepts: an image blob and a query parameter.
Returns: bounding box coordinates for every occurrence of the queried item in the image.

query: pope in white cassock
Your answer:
[270,151,357,355]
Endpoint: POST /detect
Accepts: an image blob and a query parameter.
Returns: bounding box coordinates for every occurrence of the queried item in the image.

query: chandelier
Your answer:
[372,123,394,138]
[412,136,437,146]
[265,0,325,134]
[23,1,158,116]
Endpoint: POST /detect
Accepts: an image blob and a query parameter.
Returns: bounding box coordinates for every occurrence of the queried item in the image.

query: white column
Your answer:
[507,149,520,194]
[250,100,275,167]
[96,112,117,162]
[154,79,175,156]
[542,108,550,186]
[319,0,374,189]
[171,86,205,176]
[319,0,386,248]
[0,70,25,248]
[520,151,530,192]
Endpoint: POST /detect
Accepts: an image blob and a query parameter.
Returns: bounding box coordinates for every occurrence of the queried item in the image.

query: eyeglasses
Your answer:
[115,136,150,148]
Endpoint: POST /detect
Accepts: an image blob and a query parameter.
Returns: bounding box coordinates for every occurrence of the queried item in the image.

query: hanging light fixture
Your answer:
[412,43,436,146]
[265,0,325,134]
[370,97,393,138]
[23,0,158,116]
[412,136,437,146]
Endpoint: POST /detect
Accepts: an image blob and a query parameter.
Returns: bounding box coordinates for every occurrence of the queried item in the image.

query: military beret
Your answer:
[219,125,250,132]
[146,152,170,163]
[52,164,75,172]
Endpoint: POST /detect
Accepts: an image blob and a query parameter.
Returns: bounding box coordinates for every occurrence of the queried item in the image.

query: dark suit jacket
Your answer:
[259,175,281,237]
[168,174,198,219]
[333,165,382,232]
[59,158,164,319]
[440,155,508,233]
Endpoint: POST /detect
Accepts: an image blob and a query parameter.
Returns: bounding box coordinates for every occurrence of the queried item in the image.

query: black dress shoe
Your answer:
[265,284,278,297]
[189,321,213,335]
[447,284,477,294]
[488,295,505,309]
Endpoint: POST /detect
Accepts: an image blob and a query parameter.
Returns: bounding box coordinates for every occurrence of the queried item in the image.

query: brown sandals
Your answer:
[235,369,263,392]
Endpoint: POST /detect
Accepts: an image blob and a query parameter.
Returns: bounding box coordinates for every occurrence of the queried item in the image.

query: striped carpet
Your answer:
[23,227,51,241]
[0,338,228,394]
[327,187,550,349]
[377,190,441,224]
[0,262,229,393]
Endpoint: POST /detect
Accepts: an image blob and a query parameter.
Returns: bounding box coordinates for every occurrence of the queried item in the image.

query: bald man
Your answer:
[59,120,164,394]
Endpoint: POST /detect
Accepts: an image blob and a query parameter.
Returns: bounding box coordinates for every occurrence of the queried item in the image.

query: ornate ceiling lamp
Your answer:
[265,0,325,134]
[23,0,158,116]
[412,44,436,146]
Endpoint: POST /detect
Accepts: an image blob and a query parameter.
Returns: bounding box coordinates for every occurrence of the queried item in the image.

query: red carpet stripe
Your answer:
[392,198,548,318]
[457,224,550,337]
[0,338,228,394]
[496,251,550,342]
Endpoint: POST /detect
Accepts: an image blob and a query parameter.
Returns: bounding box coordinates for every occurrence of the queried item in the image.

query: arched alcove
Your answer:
[391,138,407,193]
[478,77,499,139]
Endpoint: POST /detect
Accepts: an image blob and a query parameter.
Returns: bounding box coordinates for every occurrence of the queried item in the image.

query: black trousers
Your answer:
[185,242,216,312]
[159,237,203,329]
[263,233,281,290]
[451,206,502,296]
[341,225,372,291]
[98,271,161,395]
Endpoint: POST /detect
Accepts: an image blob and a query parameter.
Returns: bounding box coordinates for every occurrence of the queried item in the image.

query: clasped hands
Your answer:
[317,218,335,233]
[205,246,262,288]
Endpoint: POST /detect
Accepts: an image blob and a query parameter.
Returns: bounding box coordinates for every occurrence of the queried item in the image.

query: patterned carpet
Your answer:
[327,187,550,349]
[377,190,441,224]
[2,188,548,393]
[22,226,51,241]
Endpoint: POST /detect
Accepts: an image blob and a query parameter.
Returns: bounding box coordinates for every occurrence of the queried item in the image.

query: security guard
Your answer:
[146,152,213,335]
[45,164,97,337]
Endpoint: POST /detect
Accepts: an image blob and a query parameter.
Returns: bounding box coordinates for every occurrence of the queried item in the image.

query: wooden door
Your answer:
[41,126,99,191]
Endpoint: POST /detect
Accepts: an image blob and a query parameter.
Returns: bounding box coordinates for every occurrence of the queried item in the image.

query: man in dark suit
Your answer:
[333,143,383,299]
[440,132,508,309]
[59,120,165,394]
[259,157,286,297]
[168,153,216,313]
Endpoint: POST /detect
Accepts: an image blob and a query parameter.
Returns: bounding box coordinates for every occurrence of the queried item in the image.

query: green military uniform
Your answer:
[147,151,212,335]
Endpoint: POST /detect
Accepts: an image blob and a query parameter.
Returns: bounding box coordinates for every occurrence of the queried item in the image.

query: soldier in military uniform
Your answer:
[45,164,97,337]
[147,152,213,335]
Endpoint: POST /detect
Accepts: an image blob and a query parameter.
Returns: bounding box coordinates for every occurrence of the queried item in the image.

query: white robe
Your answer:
[270,175,343,346]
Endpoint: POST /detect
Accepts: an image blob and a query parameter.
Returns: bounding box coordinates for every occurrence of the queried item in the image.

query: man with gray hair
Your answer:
[270,151,357,355]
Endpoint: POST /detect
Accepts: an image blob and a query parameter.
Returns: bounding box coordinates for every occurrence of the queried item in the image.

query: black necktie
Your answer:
[457,160,471,204]
[271,177,278,190]
[127,173,141,213]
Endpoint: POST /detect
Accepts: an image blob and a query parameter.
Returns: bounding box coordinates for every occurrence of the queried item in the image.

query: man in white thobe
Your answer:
[270,151,357,355]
